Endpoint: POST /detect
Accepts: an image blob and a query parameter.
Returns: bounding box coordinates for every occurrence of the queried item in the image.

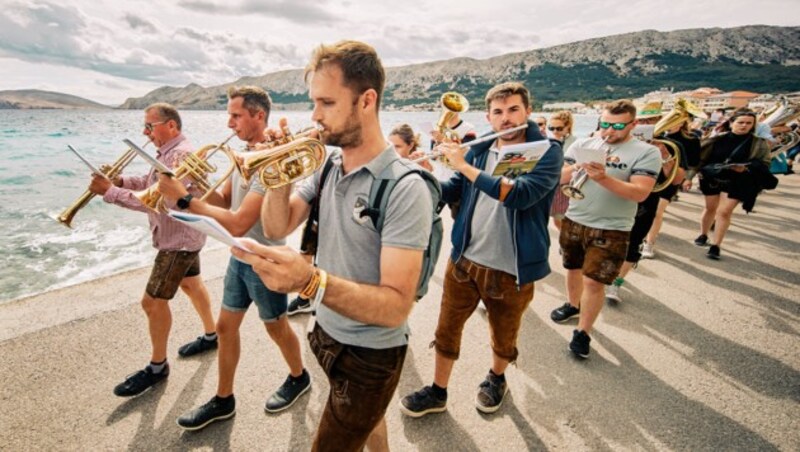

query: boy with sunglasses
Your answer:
[550,99,661,359]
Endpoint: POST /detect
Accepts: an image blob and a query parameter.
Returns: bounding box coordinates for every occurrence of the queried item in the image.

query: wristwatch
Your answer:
[177,193,194,210]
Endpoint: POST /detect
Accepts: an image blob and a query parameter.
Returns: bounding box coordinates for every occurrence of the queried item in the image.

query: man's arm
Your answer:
[158,174,261,236]
[231,243,421,328]
[261,185,312,239]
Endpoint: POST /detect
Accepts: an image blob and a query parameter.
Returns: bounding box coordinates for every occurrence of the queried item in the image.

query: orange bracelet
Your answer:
[299,268,321,300]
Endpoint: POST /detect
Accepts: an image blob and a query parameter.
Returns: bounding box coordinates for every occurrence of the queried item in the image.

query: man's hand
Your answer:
[582,161,608,181]
[438,142,468,172]
[681,178,692,191]
[88,174,112,195]
[98,165,123,186]
[157,173,188,201]
[231,239,315,294]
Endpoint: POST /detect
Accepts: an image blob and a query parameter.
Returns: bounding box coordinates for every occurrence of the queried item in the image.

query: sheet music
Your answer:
[66,144,104,176]
[167,211,252,252]
[123,138,173,175]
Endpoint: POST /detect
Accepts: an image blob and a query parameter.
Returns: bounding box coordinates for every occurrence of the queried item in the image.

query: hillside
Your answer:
[0,90,110,110]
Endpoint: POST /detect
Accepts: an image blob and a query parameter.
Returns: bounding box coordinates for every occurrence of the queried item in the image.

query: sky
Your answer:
[0,0,798,105]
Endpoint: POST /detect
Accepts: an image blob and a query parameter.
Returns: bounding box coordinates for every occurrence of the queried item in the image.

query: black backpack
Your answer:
[300,151,443,300]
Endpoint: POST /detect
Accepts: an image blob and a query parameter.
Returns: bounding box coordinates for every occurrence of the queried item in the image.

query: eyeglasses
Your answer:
[144,121,168,132]
[535,122,546,127]
[599,121,632,131]
[548,126,564,132]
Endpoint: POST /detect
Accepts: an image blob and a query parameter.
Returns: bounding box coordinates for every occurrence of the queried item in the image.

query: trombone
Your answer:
[133,133,238,212]
[411,124,529,165]
[57,141,149,228]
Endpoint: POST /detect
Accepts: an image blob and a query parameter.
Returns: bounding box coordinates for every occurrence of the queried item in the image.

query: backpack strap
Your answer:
[299,151,337,255]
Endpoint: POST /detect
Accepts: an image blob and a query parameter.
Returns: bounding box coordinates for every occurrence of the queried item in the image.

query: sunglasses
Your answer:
[144,120,168,132]
[548,126,564,132]
[535,122,546,127]
[599,121,632,130]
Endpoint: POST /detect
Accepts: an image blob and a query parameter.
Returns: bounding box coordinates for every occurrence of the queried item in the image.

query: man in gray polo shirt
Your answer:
[232,41,432,452]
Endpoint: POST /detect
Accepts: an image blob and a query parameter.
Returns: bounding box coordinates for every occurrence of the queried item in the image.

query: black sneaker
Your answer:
[551,303,580,323]
[177,395,236,431]
[475,372,508,414]
[287,296,313,316]
[399,386,447,418]
[707,245,721,260]
[569,329,591,359]
[113,364,169,397]
[264,370,311,413]
[178,336,218,357]
[694,234,708,247]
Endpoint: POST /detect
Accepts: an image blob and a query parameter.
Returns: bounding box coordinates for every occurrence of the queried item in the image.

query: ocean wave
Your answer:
[0,175,35,185]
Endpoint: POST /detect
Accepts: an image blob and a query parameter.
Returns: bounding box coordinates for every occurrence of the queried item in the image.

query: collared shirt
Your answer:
[295,145,432,349]
[103,134,206,251]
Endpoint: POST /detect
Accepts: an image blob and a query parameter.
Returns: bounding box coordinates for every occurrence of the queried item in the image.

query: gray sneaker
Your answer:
[400,386,447,418]
[287,296,313,316]
[475,372,508,414]
[640,242,655,259]
[605,284,622,303]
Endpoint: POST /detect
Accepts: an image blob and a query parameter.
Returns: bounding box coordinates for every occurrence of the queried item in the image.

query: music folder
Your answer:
[167,211,252,253]
[123,139,174,176]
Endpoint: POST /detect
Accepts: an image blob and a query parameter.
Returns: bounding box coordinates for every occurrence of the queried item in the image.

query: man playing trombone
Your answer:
[88,103,217,397]
[400,82,562,417]
[157,86,311,430]
[550,99,661,359]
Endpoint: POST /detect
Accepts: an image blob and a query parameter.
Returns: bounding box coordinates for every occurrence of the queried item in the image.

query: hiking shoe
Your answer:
[640,242,655,259]
[177,395,236,431]
[178,336,218,357]
[605,284,622,303]
[287,296,313,316]
[113,364,169,397]
[569,329,591,359]
[694,234,708,247]
[707,245,721,260]
[550,303,580,323]
[264,370,311,413]
[475,372,508,414]
[399,386,447,418]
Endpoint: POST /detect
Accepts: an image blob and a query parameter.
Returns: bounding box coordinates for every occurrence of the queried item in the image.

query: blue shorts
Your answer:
[222,257,288,322]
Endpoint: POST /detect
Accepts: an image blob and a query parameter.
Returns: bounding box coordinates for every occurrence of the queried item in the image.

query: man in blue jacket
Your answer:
[400,82,562,417]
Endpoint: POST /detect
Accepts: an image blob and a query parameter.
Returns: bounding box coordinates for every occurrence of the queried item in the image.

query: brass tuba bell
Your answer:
[654,98,707,137]
[651,138,682,192]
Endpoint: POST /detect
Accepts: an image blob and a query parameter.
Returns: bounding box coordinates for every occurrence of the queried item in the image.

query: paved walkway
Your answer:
[1,176,798,451]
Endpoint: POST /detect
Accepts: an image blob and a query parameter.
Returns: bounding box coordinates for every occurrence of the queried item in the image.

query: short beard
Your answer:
[323,108,363,149]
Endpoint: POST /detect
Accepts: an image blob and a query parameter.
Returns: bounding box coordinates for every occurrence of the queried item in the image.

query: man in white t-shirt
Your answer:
[550,99,662,359]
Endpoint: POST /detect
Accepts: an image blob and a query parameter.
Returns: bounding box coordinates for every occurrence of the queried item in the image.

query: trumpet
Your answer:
[561,136,610,200]
[412,124,528,165]
[57,142,149,228]
[237,126,326,189]
[134,133,238,212]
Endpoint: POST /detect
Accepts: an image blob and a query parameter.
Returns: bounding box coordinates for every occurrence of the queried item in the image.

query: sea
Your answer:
[0,109,600,303]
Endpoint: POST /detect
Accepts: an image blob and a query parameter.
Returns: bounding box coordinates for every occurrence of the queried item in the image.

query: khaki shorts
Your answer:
[560,217,629,285]
[145,250,201,300]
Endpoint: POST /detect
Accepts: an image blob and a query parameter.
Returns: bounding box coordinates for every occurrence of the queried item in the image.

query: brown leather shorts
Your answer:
[145,250,200,300]
[559,217,629,285]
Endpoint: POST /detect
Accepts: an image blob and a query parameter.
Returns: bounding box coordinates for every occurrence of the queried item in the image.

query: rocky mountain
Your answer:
[0,90,110,110]
[117,24,797,110]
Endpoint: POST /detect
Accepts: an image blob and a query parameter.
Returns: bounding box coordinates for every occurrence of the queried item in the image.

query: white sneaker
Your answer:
[605,284,622,303]
[640,242,655,259]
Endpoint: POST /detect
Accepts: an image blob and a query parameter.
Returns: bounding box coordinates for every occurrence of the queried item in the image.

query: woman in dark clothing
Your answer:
[691,109,771,260]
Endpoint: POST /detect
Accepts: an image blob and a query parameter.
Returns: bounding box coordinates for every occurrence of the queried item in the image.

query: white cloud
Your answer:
[0,0,797,104]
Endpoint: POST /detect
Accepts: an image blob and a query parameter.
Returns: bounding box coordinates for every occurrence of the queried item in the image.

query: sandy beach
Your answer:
[1,177,798,451]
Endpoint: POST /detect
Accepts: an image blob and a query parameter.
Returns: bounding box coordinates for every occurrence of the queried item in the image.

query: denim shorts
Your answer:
[146,250,201,300]
[222,256,287,322]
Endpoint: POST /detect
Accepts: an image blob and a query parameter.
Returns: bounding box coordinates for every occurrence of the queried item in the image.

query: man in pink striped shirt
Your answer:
[89,102,217,397]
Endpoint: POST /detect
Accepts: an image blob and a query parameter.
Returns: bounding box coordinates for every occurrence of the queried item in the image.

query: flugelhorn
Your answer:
[238,126,326,189]
[561,136,610,200]
[412,124,529,165]
[133,133,238,212]
[57,142,148,228]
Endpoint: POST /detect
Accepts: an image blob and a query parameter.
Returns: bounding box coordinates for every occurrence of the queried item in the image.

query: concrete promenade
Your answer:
[1,176,798,451]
